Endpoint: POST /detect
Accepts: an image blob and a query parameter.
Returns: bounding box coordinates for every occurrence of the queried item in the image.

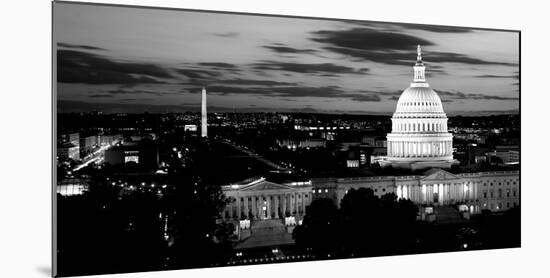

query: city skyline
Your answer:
[55,3,519,115]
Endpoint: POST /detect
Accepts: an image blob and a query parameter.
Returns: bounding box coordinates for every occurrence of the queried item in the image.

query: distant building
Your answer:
[79,135,99,157]
[60,132,80,147]
[100,134,123,146]
[184,124,197,132]
[311,168,519,214]
[57,178,88,196]
[277,138,326,150]
[57,142,80,160]
[487,146,520,165]
[104,141,159,170]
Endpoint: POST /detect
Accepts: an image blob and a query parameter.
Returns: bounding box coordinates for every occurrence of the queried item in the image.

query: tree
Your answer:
[294,198,341,256]
[294,188,419,258]
[162,140,232,268]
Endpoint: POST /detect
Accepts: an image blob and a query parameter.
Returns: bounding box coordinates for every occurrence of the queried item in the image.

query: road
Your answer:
[219,141,291,172]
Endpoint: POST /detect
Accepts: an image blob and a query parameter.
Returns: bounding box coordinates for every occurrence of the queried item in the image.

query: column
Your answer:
[301,193,306,215]
[236,196,242,220]
[268,195,272,219]
[422,142,428,157]
[251,196,257,219]
[424,185,428,204]
[244,196,249,219]
[274,195,279,219]
[474,182,478,200]
[295,193,299,216]
[288,193,295,216]
[281,194,286,217]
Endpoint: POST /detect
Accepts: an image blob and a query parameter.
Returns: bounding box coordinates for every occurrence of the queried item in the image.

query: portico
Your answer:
[221,177,312,221]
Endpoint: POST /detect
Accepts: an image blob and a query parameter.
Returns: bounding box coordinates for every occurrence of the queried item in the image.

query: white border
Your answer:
[2,0,550,277]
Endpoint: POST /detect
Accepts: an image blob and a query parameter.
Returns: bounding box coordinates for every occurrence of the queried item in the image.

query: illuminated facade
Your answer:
[221,177,312,221]
[312,169,520,214]
[380,45,458,170]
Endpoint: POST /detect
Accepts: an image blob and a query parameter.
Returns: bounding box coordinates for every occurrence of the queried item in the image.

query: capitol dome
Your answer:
[379,45,458,170]
[394,86,446,116]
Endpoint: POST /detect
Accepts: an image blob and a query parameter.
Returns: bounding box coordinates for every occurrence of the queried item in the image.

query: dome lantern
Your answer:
[413,45,426,83]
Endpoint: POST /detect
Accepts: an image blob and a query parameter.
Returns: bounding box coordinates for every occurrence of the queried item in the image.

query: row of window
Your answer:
[486,202,518,210]
[400,101,440,107]
[482,189,518,199]
[393,121,446,132]
[482,180,518,187]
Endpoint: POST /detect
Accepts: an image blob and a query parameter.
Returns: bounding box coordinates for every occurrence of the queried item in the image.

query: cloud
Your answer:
[426,52,517,66]
[175,68,221,79]
[436,90,519,101]
[253,61,369,75]
[312,28,434,51]
[212,32,239,38]
[311,28,515,66]
[89,94,114,98]
[120,98,153,101]
[57,42,107,51]
[57,49,172,85]
[346,21,473,33]
[189,85,383,102]
[105,89,179,97]
[474,74,520,79]
[213,78,297,86]
[262,43,318,54]
[394,24,473,33]
[197,62,238,68]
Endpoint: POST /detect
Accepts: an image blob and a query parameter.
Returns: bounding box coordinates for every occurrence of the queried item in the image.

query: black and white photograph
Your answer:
[52,1,521,277]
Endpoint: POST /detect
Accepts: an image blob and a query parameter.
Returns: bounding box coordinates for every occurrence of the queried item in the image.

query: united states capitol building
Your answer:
[220,46,520,236]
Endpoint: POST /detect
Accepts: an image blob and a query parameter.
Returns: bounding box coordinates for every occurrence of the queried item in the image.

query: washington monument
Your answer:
[201,87,207,137]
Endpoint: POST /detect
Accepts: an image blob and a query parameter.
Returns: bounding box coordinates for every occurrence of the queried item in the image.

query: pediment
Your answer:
[421,169,462,182]
[239,181,295,191]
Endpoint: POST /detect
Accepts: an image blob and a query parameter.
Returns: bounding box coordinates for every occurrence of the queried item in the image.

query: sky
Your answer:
[54,2,520,115]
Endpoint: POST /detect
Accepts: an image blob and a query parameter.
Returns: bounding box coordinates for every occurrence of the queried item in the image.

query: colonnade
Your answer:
[388,140,452,158]
[223,191,310,220]
[392,121,447,133]
[395,181,479,205]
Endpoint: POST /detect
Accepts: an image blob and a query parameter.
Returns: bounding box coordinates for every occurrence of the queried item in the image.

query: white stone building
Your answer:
[380,45,458,170]
[311,168,519,214]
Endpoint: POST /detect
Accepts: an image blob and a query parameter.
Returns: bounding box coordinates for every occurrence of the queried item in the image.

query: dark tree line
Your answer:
[293,188,419,258]
[56,138,232,276]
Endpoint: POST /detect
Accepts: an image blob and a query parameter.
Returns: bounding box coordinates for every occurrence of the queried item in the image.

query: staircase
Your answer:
[250,219,286,235]
[435,206,466,224]
[236,219,293,249]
